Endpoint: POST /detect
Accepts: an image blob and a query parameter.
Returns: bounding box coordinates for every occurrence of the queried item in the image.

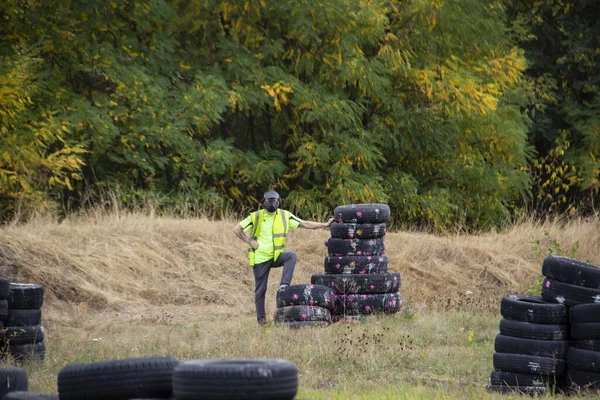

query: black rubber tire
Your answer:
[8,342,46,362]
[172,359,298,400]
[311,273,400,295]
[570,303,600,324]
[541,278,600,306]
[8,284,44,309]
[330,222,386,239]
[6,309,42,326]
[324,255,388,274]
[493,352,565,375]
[549,278,600,306]
[500,294,567,324]
[0,300,7,322]
[572,340,600,352]
[277,321,330,329]
[490,371,553,387]
[568,347,600,373]
[334,204,390,224]
[332,315,367,323]
[0,367,28,397]
[0,278,9,300]
[1,392,58,400]
[275,284,336,311]
[327,238,384,256]
[57,356,179,400]
[566,368,600,390]
[542,255,600,288]
[1,325,45,345]
[571,323,600,339]
[494,334,568,358]
[499,318,567,340]
[273,306,331,323]
[486,385,549,395]
[335,293,401,315]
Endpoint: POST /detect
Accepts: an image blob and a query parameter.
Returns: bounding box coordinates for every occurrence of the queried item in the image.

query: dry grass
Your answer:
[1,212,599,398]
[1,212,598,317]
[10,309,585,399]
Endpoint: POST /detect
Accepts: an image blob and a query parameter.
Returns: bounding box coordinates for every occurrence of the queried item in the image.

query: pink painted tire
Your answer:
[327,238,384,256]
[335,293,401,315]
[311,273,401,295]
[334,204,390,224]
[275,284,336,311]
[324,255,388,274]
[330,222,386,239]
[273,306,331,323]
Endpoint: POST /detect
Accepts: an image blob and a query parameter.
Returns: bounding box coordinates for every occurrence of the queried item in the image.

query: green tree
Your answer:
[1,0,535,229]
[506,0,600,216]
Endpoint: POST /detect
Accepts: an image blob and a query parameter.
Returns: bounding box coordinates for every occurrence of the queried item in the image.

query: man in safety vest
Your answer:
[233,189,334,324]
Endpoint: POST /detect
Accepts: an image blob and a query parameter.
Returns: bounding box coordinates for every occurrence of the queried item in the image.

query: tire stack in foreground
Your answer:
[0,358,301,399]
[56,356,298,400]
[312,204,401,322]
[540,255,600,393]
[274,284,337,328]
[488,294,567,395]
[0,282,45,362]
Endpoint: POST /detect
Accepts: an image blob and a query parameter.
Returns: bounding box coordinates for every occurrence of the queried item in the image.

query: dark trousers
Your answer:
[252,250,296,324]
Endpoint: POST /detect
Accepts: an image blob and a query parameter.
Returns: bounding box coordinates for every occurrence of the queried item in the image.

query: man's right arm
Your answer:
[233,224,258,249]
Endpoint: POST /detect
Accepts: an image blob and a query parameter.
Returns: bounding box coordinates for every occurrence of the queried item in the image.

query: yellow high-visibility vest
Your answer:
[248,209,290,266]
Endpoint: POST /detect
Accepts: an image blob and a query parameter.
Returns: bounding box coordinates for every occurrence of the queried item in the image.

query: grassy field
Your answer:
[1,211,600,398]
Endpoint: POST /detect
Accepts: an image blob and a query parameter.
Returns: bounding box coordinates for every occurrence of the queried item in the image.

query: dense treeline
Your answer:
[507,0,600,217]
[0,0,598,229]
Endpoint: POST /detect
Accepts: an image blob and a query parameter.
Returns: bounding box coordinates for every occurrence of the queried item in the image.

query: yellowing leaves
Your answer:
[260,82,293,112]
[220,2,238,21]
[229,90,239,109]
[405,47,526,118]
[121,45,138,58]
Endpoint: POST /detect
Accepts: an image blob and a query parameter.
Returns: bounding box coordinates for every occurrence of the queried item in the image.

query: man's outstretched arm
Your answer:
[299,217,334,230]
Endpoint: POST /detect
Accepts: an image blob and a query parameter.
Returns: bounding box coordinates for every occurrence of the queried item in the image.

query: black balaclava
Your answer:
[263,190,280,213]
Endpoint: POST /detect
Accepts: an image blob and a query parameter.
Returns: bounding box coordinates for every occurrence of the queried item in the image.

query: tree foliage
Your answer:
[0,0,556,228]
[506,0,600,216]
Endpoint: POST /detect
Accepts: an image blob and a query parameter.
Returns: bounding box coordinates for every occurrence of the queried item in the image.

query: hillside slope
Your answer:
[1,213,598,321]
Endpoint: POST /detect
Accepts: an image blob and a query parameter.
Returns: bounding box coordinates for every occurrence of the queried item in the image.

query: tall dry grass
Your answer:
[1,211,599,319]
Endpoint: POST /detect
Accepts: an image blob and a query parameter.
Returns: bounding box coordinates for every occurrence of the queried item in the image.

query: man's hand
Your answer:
[299,217,335,229]
[249,240,259,250]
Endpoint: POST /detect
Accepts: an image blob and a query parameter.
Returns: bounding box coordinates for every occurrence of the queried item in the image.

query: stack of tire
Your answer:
[56,356,298,399]
[3,355,297,398]
[541,255,600,393]
[488,294,568,395]
[274,284,337,328]
[0,280,45,362]
[311,204,401,322]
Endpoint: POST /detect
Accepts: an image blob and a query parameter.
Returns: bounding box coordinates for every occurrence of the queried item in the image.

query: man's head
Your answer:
[263,190,280,213]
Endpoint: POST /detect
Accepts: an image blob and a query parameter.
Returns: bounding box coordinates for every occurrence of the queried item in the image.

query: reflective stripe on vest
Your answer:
[248,209,290,267]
